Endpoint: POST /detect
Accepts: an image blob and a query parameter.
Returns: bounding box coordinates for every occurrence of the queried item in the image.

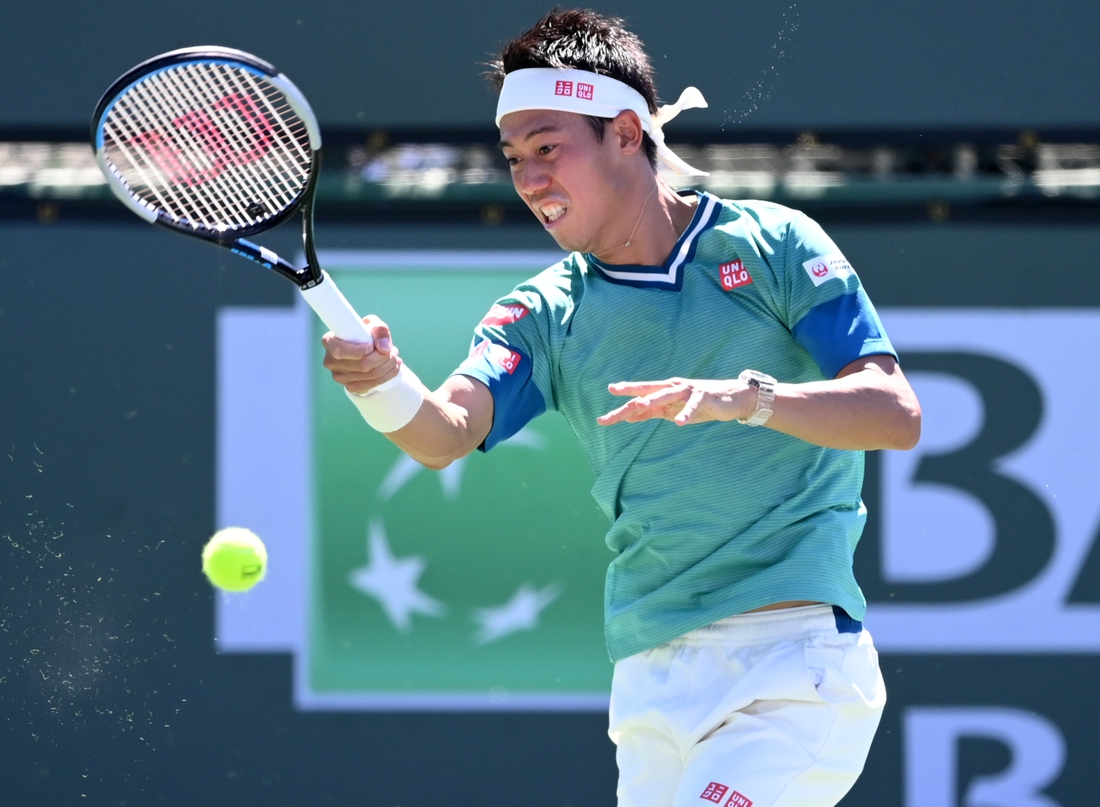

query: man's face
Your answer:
[499,109,630,255]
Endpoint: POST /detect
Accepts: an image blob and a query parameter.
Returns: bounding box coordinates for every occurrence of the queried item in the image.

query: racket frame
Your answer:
[91,46,325,288]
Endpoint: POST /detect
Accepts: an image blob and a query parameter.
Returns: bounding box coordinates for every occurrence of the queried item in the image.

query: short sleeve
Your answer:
[783,214,896,378]
[452,290,552,452]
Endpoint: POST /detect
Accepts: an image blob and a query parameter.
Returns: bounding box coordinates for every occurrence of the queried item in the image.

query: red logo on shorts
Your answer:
[481,303,530,327]
[700,783,729,803]
[577,82,594,100]
[719,259,753,291]
[726,792,752,807]
[555,80,574,96]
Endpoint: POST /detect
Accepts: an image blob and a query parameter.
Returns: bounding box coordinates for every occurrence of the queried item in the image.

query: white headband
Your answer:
[495,68,708,177]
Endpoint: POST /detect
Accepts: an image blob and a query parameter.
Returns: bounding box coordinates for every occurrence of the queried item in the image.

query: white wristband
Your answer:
[344,365,425,433]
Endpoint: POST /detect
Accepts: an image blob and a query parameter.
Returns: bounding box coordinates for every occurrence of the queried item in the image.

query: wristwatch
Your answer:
[736,369,777,426]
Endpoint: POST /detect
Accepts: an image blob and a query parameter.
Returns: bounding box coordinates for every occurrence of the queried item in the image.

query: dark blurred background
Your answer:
[3,2,1100,806]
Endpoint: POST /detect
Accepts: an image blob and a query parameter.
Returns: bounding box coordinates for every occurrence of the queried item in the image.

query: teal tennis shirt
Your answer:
[454,193,896,661]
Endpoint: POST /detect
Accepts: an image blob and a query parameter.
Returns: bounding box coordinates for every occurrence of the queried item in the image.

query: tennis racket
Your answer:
[91,46,384,353]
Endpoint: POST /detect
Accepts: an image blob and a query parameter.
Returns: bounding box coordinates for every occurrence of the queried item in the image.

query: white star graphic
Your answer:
[472,582,563,645]
[378,454,465,501]
[348,518,446,632]
[376,426,548,502]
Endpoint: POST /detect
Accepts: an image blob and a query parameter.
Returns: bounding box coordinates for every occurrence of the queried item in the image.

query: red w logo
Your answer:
[130,93,274,186]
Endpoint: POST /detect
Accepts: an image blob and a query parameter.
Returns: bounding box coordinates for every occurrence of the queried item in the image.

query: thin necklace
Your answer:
[599,182,658,258]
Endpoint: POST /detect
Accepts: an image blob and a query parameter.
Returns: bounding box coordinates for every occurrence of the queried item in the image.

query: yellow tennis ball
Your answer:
[202,527,267,592]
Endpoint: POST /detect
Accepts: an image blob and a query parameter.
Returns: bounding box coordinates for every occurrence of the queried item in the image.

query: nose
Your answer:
[512,161,551,197]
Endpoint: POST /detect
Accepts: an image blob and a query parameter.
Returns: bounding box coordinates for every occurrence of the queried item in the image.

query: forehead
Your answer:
[498,109,589,147]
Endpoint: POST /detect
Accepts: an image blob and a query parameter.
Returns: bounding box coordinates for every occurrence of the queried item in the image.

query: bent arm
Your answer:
[766,355,921,450]
[598,354,921,451]
[321,322,494,470]
[385,374,494,470]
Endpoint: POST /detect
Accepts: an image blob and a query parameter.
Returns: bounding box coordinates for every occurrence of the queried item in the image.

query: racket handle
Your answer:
[299,271,374,345]
[300,271,404,394]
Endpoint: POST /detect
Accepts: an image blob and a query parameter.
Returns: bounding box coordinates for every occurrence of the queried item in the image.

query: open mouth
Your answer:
[537,202,568,226]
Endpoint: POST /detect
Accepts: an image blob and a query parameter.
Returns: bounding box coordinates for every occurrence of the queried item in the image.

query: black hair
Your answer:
[487,9,659,167]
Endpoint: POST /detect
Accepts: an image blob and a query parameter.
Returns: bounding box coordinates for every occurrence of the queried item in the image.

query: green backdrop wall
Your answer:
[3,215,1100,805]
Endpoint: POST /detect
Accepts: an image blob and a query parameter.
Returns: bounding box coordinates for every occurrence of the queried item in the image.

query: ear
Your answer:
[610,109,646,156]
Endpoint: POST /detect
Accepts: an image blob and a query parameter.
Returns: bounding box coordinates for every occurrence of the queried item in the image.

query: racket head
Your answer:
[91,47,322,241]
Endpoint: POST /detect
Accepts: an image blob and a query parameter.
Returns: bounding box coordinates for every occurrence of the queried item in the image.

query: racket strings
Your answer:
[132,63,309,218]
[210,66,310,208]
[147,64,309,223]
[109,71,247,222]
[151,68,276,226]
[101,62,313,232]
[124,74,245,223]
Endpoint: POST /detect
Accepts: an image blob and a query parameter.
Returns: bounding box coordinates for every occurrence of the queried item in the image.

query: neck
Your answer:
[593,177,698,266]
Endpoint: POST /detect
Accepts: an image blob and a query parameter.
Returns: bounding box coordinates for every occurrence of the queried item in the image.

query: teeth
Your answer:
[541,204,566,223]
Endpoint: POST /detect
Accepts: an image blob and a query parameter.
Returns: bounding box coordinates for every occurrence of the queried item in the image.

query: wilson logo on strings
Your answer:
[129,92,273,187]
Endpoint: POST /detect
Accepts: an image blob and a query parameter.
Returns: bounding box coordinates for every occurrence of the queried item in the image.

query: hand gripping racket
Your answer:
[91,47,387,360]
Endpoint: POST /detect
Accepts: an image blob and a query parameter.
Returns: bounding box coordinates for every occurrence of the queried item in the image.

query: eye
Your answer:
[538,143,556,156]
[504,155,520,167]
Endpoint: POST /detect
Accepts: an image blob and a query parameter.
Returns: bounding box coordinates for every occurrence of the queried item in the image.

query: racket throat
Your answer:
[229,238,312,285]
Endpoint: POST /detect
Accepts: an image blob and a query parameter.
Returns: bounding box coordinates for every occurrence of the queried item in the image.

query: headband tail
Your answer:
[654,86,708,128]
[652,86,709,176]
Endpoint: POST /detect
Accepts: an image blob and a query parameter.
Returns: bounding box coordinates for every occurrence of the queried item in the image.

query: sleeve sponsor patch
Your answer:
[801,253,854,287]
[480,303,530,327]
[472,340,523,374]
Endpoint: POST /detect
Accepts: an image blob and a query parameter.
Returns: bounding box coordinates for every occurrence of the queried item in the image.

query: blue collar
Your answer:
[585,191,721,291]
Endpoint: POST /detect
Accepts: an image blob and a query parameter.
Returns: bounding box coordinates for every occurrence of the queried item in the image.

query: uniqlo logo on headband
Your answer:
[577,82,594,100]
[700,783,728,803]
[554,80,574,96]
[720,259,753,291]
[726,792,752,807]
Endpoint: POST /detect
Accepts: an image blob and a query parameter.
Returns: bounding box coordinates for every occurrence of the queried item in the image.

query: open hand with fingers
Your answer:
[321,315,403,396]
[596,377,758,427]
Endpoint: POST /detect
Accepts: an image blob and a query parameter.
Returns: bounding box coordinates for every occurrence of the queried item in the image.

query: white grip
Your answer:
[299,271,373,344]
[300,270,401,393]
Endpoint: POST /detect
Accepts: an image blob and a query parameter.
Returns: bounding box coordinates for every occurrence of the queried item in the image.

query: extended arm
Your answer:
[322,320,493,469]
[597,354,921,451]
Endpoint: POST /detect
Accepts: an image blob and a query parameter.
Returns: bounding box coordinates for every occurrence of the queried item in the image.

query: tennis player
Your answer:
[323,9,921,807]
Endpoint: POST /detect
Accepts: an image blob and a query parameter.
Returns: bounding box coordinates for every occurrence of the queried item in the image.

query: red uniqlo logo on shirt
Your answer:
[577,82,594,100]
[700,783,729,803]
[491,345,522,374]
[555,80,574,96]
[726,792,752,807]
[480,303,530,327]
[720,259,753,290]
[471,342,522,375]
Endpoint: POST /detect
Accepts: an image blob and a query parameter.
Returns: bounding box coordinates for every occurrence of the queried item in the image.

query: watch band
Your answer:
[736,369,777,426]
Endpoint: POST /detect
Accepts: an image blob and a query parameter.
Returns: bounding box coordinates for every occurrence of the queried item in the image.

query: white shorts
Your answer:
[608,605,885,807]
